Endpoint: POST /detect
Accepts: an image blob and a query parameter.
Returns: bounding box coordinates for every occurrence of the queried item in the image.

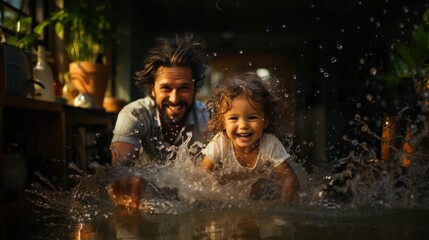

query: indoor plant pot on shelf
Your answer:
[21,0,116,108]
[68,61,109,109]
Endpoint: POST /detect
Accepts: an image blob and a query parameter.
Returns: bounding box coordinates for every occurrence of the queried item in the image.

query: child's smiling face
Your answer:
[223,95,268,152]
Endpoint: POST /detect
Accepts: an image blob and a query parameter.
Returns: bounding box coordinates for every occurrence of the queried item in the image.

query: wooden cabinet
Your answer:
[64,105,115,175]
[0,94,116,238]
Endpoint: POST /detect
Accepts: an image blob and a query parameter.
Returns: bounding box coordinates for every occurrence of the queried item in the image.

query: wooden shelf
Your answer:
[1,94,63,112]
[1,93,117,238]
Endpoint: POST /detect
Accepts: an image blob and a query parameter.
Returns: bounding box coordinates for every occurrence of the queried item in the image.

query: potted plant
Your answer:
[378,8,429,95]
[19,0,116,108]
[378,8,429,164]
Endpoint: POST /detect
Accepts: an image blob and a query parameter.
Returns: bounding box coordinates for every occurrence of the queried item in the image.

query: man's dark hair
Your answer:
[134,33,209,95]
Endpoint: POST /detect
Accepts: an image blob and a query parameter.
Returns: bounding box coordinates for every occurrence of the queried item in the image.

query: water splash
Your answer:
[26,116,429,233]
[305,111,429,212]
[27,162,114,224]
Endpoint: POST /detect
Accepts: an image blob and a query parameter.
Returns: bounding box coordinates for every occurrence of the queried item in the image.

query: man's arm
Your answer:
[110,142,140,165]
[108,142,143,209]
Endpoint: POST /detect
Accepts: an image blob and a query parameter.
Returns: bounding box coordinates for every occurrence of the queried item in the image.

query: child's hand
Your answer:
[274,162,300,202]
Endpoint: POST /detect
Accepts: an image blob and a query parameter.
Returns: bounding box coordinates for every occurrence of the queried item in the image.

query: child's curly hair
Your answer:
[206,72,288,137]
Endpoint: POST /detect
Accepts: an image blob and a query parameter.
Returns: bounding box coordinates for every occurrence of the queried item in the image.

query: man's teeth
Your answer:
[169,105,182,110]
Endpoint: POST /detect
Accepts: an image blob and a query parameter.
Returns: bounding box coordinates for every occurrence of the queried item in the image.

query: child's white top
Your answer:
[202,132,290,174]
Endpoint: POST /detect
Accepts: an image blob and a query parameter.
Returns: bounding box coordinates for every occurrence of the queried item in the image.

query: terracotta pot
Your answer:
[69,62,109,108]
[103,96,126,113]
[381,115,412,168]
[381,116,396,161]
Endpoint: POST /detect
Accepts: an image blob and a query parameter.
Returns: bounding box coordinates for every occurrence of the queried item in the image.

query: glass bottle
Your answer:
[33,45,55,102]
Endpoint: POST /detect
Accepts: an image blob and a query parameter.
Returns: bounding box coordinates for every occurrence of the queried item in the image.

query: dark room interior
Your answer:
[1,0,428,239]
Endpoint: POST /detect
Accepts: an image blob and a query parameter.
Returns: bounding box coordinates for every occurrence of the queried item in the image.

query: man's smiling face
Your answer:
[152,66,195,126]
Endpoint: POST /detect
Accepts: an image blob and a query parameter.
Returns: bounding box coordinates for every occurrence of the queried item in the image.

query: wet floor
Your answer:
[10,207,429,240]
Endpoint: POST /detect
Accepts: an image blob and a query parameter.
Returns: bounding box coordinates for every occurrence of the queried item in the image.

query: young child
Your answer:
[199,72,299,202]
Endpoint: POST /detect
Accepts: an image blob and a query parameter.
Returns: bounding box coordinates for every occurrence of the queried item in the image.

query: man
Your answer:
[111,33,210,165]
[108,33,210,208]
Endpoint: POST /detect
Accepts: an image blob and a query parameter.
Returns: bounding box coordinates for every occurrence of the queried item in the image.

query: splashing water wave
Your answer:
[26,121,429,236]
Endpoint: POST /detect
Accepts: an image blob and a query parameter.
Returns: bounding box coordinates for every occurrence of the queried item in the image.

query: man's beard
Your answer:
[158,100,191,127]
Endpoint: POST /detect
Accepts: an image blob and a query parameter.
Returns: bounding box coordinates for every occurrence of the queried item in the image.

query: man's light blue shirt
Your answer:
[111,96,210,163]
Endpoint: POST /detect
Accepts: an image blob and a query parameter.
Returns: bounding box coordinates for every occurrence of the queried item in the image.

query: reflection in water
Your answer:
[63,207,429,240]
[69,207,297,240]
[110,208,277,239]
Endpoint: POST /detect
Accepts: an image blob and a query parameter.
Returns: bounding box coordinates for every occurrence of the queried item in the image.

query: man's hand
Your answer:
[107,176,145,209]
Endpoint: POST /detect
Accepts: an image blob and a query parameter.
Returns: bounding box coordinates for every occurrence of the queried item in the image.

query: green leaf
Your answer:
[17,16,32,33]
[54,22,64,36]
[51,10,67,21]
[391,53,413,78]
[410,25,427,66]
[377,74,403,85]
[422,8,429,23]
[16,32,39,49]
[394,42,417,72]
[6,36,18,46]
[33,21,51,35]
